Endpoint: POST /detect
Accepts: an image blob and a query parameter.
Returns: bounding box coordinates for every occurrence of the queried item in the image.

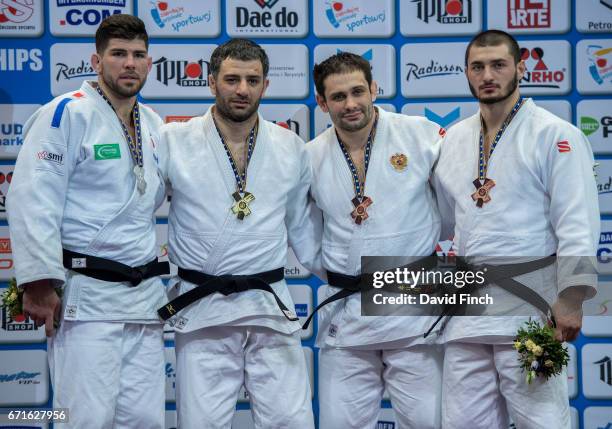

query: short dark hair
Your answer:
[95,14,149,54]
[209,39,269,78]
[465,30,521,66]
[313,52,373,98]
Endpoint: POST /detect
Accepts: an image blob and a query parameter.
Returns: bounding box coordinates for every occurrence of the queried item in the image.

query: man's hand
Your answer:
[551,287,587,342]
[22,279,61,337]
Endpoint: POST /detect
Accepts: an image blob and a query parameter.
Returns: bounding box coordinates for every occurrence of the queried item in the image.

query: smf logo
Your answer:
[581,116,612,138]
[519,47,565,89]
[0,48,42,71]
[594,356,612,386]
[149,1,211,33]
[0,371,41,384]
[236,0,298,29]
[56,0,124,26]
[272,118,300,136]
[0,170,13,214]
[153,57,210,87]
[425,107,460,128]
[587,45,612,85]
[36,150,64,165]
[55,60,96,82]
[0,122,23,147]
[325,0,386,32]
[413,0,473,24]
[405,61,463,81]
[0,0,34,24]
[507,0,550,29]
[1,306,36,331]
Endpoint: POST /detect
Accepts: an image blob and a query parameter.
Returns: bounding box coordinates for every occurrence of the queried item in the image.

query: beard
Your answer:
[101,71,146,99]
[469,71,520,105]
[333,102,374,133]
[214,94,262,123]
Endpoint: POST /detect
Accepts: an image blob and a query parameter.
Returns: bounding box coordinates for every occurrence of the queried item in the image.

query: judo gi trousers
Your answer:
[175,325,314,429]
[319,344,443,429]
[442,342,570,429]
[48,320,165,429]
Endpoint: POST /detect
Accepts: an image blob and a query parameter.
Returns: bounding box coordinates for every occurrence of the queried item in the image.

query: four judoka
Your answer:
[433,30,599,429]
[7,15,168,428]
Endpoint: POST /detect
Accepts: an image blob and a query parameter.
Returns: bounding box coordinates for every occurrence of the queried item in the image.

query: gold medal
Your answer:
[390,153,408,172]
[231,191,255,220]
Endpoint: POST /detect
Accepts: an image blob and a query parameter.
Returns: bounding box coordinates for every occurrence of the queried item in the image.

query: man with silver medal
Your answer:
[7,15,169,428]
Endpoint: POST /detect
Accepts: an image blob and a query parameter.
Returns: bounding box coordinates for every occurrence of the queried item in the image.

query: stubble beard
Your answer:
[469,71,520,105]
[335,102,373,133]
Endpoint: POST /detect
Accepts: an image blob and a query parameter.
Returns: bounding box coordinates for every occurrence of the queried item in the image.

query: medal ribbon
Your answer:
[95,84,143,169]
[336,110,379,201]
[477,97,524,180]
[212,112,257,194]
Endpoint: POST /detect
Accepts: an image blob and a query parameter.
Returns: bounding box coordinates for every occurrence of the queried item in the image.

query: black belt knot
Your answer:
[157,267,298,323]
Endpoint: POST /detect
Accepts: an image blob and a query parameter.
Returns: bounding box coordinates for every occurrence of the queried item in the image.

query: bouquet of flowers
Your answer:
[514,319,569,384]
[1,278,63,320]
[1,278,23,318]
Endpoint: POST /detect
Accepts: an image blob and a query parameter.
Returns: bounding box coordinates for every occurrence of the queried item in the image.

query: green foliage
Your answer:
[513,319,569,384]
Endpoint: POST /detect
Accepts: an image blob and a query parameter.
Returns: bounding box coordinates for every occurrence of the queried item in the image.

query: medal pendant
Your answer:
[232,191,255,220]
[133,165,147,194]
[471,178,495,208]
[351,196,373,225]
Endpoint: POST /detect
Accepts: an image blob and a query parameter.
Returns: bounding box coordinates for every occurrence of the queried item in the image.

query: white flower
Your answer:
[531,360,539,370]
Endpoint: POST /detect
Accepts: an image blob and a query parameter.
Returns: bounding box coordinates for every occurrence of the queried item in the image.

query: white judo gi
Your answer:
[308,107,445,429]
[156,107,318,429]
[433,98,599,429]
[7,81,167,428]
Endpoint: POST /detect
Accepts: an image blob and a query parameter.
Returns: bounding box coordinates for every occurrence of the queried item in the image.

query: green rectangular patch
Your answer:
[94,144,121,160]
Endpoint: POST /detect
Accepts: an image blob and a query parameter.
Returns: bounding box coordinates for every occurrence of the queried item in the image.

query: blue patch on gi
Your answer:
[51,97,74,129]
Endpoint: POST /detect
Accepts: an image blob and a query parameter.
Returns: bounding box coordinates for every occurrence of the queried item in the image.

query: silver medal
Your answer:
[133,165,147,194]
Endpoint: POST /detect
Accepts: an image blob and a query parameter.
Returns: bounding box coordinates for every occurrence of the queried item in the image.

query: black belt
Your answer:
[157,267,298,322]
[302,252,439,329]
[63,248,170,286]
[423,255,557,338]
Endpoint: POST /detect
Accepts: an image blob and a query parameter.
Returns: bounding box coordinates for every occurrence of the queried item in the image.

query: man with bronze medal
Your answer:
[433,31,599,428]
[7,15,169,428]
[306,52,446,429]
[154,40,319,428]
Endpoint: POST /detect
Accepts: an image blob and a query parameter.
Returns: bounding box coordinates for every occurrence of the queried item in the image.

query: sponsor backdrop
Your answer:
[0,0,611,427]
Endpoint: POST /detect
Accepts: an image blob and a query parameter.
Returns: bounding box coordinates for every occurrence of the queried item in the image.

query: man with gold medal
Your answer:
[433,30,599,428]
[154,39,319,428]
[305,52,447,429]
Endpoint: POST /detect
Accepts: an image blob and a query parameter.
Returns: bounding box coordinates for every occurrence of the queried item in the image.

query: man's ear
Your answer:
[315,93,329,113]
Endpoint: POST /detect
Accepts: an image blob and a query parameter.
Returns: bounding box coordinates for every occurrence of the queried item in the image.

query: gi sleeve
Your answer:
[429,124,455,242]
[285,139,324,281]
[7,101,80,286]
[540,124,599,298]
